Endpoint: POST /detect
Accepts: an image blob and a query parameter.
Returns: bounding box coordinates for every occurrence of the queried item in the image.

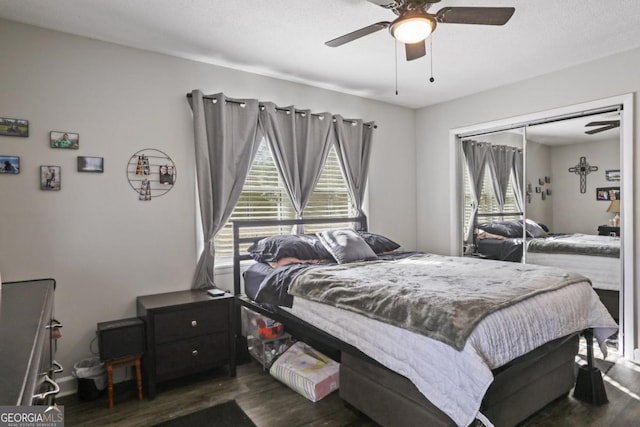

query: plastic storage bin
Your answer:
[248,333,293,370]
[241,306,284,339]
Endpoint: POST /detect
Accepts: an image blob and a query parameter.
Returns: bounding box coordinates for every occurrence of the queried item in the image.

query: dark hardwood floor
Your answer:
[60,339,640,427]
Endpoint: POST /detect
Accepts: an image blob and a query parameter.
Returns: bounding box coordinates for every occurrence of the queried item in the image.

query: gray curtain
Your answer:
[333,116,375,227]
[258,103,334,227]
[462,140,490,243]
[488,145,516,212]
[188,90,262,289]
[512,148,525,211]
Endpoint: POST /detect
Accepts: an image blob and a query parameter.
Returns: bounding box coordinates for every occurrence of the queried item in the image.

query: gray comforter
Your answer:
[287,253,588,350]
[527,233,620,258]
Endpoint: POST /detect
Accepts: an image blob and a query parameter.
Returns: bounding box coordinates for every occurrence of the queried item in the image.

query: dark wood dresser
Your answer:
[136,290,235,398]
[0,279,61,405]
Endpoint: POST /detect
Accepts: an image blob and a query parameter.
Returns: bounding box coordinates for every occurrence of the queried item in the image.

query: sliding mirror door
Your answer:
[453,94,633,360]
[461,130,526,261]
[524,112,621,324]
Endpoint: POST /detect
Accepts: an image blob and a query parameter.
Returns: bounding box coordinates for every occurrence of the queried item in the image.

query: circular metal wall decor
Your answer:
[126,148,176,201]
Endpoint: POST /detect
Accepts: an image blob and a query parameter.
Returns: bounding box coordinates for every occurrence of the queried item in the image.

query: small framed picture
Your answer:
[40,165,61,191]
[0,117,29,137]
[535,187,541,193]
[77,156,104,173]
[544,176,551,183]
[0,155,20,174]
[596,186,620,201]
[606,169,621,182]
[542,192,547,200]
[546,189,552,196]
[50,131,79,149]
[538,178,544,185]
[159,164,175,185]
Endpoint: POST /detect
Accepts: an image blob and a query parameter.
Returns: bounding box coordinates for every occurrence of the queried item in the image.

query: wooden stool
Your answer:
[105,355,143,408]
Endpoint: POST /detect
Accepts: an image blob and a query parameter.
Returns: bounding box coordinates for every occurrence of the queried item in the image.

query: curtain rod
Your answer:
[186,93,377,128]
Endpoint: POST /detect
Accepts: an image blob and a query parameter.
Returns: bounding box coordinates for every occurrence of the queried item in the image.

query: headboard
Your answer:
[231,215,367,297]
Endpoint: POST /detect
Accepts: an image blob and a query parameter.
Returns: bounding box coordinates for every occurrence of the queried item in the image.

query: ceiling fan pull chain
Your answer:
[429,36,435,83]
[395,40,399,95]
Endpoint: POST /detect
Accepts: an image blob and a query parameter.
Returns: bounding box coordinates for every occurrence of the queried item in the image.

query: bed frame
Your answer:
[231,217,581,427]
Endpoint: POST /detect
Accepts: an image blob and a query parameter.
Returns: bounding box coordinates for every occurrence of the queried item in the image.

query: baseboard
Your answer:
[56,365,135,398]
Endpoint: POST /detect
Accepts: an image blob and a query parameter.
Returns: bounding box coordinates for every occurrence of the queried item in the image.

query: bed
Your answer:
[475,219,621,321]
[232,216,617,427]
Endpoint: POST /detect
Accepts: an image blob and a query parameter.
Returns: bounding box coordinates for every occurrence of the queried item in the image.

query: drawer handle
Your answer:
[32,375,60,401]
[191,320,198,327]
[46,320,63,330]
[192,350,199,357]
[52,360,64,374]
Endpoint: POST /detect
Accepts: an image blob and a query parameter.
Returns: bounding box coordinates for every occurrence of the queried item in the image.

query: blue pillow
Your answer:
[247,234,331,263]
[358,231,401,254]
[477,221,525,238]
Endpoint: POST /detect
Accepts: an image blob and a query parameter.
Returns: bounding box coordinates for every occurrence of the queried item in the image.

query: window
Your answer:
[213,139,355,262]
[462,163,520,242]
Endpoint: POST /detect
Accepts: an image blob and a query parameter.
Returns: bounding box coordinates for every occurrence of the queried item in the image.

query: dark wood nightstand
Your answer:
[136,290,235,398]
[597,225,620,236]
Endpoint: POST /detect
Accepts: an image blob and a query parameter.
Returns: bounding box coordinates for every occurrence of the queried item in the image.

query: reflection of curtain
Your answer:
[512,148,524,211]
[488,145,516,212]
[333,116,375,229]
[188,91,262,289]
[258,103,334,230]
[462,140,490,243]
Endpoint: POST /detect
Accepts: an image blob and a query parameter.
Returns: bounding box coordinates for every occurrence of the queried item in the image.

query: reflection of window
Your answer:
[463,164,520,242]
[213,140,355,262]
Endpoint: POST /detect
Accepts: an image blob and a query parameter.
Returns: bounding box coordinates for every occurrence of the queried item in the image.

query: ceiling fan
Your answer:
[325,0,515,61]
[584,120,620,135]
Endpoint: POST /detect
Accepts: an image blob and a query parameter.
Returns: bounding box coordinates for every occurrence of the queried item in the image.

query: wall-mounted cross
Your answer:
[568,156,598,193]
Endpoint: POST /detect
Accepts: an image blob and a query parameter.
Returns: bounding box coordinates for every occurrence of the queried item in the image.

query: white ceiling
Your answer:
[1,0,640,111]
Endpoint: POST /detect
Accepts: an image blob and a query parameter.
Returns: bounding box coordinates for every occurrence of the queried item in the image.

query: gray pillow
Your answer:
[316,229,378,264]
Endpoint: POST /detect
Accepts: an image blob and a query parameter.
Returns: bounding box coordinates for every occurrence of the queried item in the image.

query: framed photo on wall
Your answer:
[77,156,104,172]
[606,169,621,181]
[0,156,20,174]
[50,131,79,149]
[0,117,29,137]
[596,186,620,201]
[40,165,61,190]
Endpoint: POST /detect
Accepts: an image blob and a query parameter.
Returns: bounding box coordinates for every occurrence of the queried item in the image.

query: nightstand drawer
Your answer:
[155,333,229,376]
[154,304,229,344]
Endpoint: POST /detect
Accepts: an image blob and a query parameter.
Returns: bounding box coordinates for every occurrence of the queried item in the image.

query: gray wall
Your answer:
[0,19,416,384]
[526,141,552,227]
[550,138,620,233]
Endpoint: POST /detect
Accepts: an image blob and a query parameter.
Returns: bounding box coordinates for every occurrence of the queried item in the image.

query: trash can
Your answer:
[72,357,107,401]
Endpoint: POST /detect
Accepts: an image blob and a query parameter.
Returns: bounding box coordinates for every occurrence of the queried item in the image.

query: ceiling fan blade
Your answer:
[585,120,620,127]
[435,7,515,25]
[325,22,390,47]
[585,120,620,134]
[405,41,426,61]
[366,0,397,8]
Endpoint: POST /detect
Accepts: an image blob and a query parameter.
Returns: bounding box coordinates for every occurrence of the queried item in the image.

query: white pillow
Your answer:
[316,229,378,264]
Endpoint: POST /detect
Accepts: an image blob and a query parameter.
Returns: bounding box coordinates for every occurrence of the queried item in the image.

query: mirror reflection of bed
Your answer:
[474,218,620,322]
[462,111,621,323]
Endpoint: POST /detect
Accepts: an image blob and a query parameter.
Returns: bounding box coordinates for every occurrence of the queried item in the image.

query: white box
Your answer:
[269,342,340,402]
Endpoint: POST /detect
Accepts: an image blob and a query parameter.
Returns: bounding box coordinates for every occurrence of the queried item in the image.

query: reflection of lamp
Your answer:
[390,12,436,44]
[607,199,620,227]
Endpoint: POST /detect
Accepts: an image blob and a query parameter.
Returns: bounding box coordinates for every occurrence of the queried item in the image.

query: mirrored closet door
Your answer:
[460,111,622,323]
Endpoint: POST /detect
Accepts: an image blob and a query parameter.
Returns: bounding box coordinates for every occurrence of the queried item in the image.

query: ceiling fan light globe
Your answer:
[391,15,435,44]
